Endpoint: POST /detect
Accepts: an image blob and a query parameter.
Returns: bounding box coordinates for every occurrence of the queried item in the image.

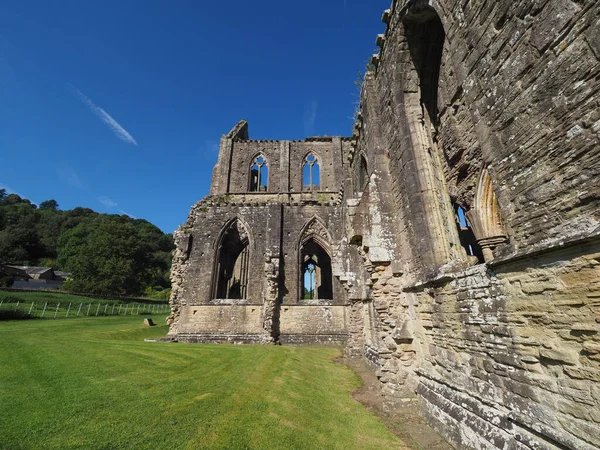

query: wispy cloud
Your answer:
[119,209,137,219]
[200,140,220,162]
[57,163,84,189]
[303,99,318,137]
[98,196,117,208]
[69,85,138,146]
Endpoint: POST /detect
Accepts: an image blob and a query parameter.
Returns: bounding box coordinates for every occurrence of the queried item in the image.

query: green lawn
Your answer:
[0,290,168,319]
[0,316,405,450]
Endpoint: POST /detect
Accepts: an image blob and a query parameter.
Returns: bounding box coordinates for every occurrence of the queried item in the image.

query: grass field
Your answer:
[0,316,405,450]
[0,290,168,320]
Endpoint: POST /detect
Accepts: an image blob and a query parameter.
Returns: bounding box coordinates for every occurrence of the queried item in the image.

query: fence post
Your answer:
[54,303,60,319]
[15,300,20,311]
[77,303,83,317]
[0,300,3,309]
[41,302,47,318]
[86,304,91,316]
[95,304,100,316]
[112,304,116,315]
[28,302,35,315]
[137,304,141,315]
[66,303,72,318]
[104,304,108,315]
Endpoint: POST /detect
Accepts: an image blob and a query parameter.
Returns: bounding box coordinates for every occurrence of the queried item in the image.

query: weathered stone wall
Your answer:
[169,125,349,344]
[412,240,600,449]
[373,0,600,263]
[340,0,600,447]
[279,305,347,345]
[172,1,600,447]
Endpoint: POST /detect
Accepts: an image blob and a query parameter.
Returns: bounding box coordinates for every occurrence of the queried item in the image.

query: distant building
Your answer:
[2,265,71,289]
[0,265,31,283]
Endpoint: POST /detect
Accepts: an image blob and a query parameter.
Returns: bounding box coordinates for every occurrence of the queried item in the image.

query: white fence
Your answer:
[0,300,169,319]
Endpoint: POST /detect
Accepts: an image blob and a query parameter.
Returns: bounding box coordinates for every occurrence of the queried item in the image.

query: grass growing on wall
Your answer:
[0,316,405,450]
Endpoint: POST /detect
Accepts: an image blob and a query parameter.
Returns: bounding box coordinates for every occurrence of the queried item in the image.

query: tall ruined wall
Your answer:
[169,124,349,346]
[170,1,599,447]
[390,0,598,256]
[344,0,600,448]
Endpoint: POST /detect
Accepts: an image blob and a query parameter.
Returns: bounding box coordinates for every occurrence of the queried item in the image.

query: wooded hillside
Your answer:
[0,189,174,296]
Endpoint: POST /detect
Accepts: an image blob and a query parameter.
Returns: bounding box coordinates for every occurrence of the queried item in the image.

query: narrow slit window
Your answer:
[454,204,484,263]
[249,155,268,192]
[302,154,320,191]
[359,155,368,190]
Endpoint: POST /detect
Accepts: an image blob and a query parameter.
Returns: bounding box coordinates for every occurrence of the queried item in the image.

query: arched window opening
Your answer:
[300,238,332,300]
[359,154,369,190]
[302,153,320,191]
[249,155,268,192]
[454,204,484,263]
[405,9,445,132]
[214,220,250,300]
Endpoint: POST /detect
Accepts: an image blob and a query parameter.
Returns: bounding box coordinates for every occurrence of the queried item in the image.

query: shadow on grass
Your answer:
[0,310,37,321]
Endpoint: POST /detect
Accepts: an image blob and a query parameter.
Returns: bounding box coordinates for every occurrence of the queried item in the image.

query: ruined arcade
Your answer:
[168,1,600,448]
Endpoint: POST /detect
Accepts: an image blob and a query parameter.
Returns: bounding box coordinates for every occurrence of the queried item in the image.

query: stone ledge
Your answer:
[491,231,600,268]
[176,333,271,345]
[279,334,348,346]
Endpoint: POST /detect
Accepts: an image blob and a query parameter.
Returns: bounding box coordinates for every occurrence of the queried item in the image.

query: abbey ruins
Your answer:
[167,1,600,448]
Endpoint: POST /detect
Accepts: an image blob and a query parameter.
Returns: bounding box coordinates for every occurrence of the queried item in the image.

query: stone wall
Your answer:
[340,0,600,447]
[169,125,349,344]
[171,1,600,447]
[411,239,600,449]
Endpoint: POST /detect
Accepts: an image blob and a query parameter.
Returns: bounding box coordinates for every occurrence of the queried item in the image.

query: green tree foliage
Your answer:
[0,194,174,296]
[39,199,59,211]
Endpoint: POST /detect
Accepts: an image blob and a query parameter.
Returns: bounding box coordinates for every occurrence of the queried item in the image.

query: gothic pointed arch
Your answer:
[249,153,269,192]
[302,152,321,191]
[298,217,333,300]
[212,218,251,300]
[467,168,508,261]
[298,216,332,254]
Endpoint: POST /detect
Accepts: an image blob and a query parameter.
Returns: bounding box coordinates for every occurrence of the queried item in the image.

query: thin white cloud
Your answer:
[57,163,84,189]
[69,85,138,146]
[98,196,117,208]
[304,99,318,137]
[200,140,220,161]
[119,209,137,219]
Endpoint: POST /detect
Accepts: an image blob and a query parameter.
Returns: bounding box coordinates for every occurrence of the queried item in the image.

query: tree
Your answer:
[0,191,174,294]
[39,199,59,211]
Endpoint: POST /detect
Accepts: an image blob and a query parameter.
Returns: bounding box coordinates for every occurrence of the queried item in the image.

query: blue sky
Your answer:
[0,0,389,233]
